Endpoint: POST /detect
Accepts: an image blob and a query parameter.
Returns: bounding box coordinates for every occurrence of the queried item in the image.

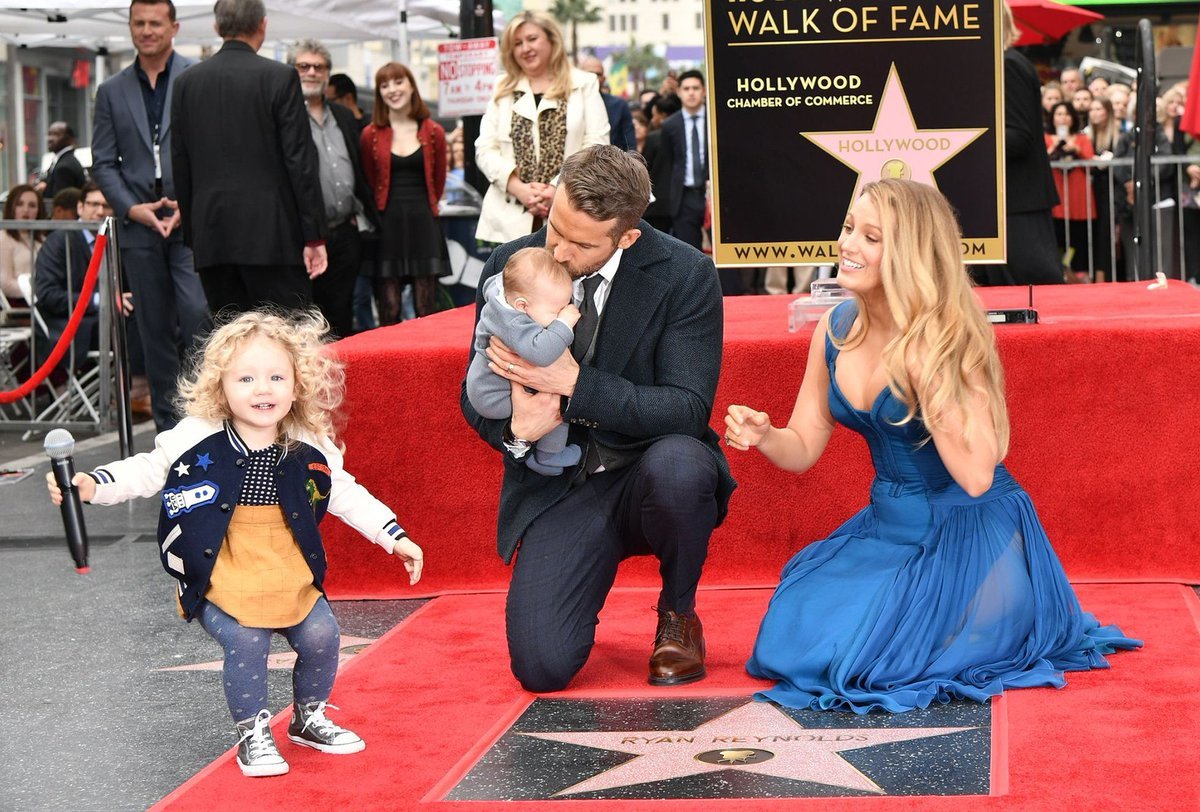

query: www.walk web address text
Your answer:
[726,240,994,263]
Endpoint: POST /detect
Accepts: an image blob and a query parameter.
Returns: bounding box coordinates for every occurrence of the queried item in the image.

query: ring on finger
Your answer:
[507,363,514,373]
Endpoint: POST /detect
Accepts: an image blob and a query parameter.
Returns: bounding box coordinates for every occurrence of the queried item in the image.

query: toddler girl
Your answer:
[47,310,423,777]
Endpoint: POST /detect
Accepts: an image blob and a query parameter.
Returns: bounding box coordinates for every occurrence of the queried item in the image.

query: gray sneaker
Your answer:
[235,709,289,777]
[287,701,365,754]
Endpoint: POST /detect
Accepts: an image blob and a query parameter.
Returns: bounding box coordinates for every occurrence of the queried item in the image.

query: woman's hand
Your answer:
[724,405,771,451]
[391,536,424,585]
[45,471,95,505]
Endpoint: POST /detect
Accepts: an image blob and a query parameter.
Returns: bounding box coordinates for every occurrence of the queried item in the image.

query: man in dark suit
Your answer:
[659,69,709,251]
[34,183,113,368]
[291,39,378,339]
[461,145,734,692]
[37,122,88,202]
[579,57,636,152]
[91,0,210,430]
[170,0,327,318]
[973,15,1062,286]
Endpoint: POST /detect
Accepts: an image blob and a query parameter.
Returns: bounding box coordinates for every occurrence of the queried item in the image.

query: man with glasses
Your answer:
[33,183,121,368]
[171,0,327,319]
[289,39,377,339]
[91,0,210,430]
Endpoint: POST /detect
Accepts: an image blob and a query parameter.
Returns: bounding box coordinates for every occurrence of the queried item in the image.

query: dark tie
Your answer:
[690,115,705,186]
[571,274,604,363]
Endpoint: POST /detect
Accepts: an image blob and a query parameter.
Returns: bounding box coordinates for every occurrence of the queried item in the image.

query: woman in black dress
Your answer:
[360,62,449,323]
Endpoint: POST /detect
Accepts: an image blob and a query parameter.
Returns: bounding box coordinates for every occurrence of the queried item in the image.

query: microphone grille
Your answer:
[44,428,76,460]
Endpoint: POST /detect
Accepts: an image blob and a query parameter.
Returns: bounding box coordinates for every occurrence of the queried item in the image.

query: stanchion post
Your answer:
[1133,19,1155,281]
[103,217,134,456]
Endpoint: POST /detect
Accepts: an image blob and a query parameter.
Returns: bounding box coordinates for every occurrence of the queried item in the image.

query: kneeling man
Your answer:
[460,145,734,692]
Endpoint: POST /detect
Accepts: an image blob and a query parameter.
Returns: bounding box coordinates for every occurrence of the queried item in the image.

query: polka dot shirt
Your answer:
[237,445,281,506]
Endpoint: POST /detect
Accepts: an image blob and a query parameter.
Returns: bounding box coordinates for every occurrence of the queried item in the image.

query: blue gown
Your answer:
[747,301,1140,714]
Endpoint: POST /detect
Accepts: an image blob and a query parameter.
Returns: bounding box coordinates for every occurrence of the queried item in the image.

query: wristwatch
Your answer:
[502,423,533,459]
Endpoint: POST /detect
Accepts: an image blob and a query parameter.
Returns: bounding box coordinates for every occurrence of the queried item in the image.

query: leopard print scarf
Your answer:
[511,92,568,185]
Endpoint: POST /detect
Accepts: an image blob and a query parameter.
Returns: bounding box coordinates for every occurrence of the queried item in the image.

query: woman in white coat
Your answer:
[474,11,609,244]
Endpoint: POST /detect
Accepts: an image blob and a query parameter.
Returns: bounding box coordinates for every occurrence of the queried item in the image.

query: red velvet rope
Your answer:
[0,232,107,404]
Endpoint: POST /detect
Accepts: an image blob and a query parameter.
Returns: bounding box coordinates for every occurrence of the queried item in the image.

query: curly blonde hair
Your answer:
[175,309,345,442]
[836,179,1010,457]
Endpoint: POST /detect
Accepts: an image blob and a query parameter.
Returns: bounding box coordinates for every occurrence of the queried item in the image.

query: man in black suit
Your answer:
[974,10,1062,286]
[37,122,88,202]
[291,39,379,339]
[461,145,734,692]
[170,0,327,318]
[659,69,709,251]
[579,56,636,152]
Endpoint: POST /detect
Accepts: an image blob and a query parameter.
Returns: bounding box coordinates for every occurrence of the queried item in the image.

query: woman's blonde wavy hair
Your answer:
[495,11,572,101]
[175,309,345,444]
[836,179,1010,457]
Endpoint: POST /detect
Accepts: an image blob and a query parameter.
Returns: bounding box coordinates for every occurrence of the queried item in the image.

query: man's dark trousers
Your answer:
[312,221,362,339]
[199,264,313,321]
[505,435,719,693]
[122,235,210,429]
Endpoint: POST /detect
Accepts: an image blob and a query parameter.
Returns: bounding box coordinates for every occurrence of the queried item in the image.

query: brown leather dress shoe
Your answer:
[648,609,706,686]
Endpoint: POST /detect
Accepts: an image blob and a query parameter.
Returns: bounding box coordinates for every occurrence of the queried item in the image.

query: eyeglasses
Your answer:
[295,62,329,73]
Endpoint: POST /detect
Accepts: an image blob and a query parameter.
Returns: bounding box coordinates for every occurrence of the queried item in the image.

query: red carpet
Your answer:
[321,282,1200,599]
[155,583,1199,810]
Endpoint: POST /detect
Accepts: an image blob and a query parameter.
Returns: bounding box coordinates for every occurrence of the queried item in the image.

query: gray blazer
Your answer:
[90,53,196,249]
[460,223,735,563]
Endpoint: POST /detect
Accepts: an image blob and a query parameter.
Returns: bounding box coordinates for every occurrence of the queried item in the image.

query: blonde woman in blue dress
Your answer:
[725,179,1139,714]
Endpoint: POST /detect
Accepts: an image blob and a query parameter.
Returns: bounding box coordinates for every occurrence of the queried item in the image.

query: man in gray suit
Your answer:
[461,146,734,693]
[91,0,209,430]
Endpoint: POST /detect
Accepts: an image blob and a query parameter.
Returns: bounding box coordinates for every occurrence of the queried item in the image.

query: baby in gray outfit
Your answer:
[466,247,582,476]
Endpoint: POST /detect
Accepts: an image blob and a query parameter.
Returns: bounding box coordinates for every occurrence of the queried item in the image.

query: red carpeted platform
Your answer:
[153,583,1200,810]
[322,281,1200,599]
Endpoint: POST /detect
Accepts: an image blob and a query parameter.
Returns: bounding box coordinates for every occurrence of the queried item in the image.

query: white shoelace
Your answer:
[299,701,344,737]
[238,709,281,760]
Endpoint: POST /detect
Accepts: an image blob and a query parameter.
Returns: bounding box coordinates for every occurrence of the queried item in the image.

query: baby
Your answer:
[466,247,581,476]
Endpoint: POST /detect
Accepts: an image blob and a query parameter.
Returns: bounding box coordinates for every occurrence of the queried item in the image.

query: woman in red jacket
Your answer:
[360,62,449,323]
[1045,101,1096,276]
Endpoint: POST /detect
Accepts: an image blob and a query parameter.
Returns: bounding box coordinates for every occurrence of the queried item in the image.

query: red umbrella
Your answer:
[1181,11,1200,138]
[1008,0,1104,47]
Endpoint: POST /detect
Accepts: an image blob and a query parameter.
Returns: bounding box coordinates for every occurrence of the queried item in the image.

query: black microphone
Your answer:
[44,428,91,574]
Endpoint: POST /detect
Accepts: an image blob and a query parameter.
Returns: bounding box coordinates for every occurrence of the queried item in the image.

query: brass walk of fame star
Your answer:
[520,701,975,796]
[802,64,986,207]
[152,635,375,672]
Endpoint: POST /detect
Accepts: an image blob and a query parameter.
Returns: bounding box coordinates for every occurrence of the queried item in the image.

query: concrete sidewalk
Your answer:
[1,422,422,810]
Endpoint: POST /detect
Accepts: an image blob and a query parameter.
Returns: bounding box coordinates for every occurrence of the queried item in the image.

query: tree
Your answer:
[610,39,667,93]
[550,0,603,63]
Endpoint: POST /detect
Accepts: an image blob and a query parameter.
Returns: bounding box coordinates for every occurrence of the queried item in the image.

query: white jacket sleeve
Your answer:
[88,418,211,505]
[317,433,403,554]
[578,73,611,149]
[475,91,517,193]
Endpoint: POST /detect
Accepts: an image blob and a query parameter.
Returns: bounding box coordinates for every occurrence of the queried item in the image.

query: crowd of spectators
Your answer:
[1039,65,1197,283]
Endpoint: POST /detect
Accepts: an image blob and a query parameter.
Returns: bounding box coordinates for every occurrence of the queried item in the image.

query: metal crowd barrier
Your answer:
[1047,153,1199,283]
[0,216,133,456]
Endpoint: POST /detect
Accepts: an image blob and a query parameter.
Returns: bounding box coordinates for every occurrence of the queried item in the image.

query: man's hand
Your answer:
[304,244,328,279]
[509,380,564,442]
[119,291,134,316]
[487,335,581,398]
[127,199,176,239]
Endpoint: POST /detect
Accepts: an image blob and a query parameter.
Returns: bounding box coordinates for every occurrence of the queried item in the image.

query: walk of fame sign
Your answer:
[704,0,1006,266]
[444,697,995,800]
